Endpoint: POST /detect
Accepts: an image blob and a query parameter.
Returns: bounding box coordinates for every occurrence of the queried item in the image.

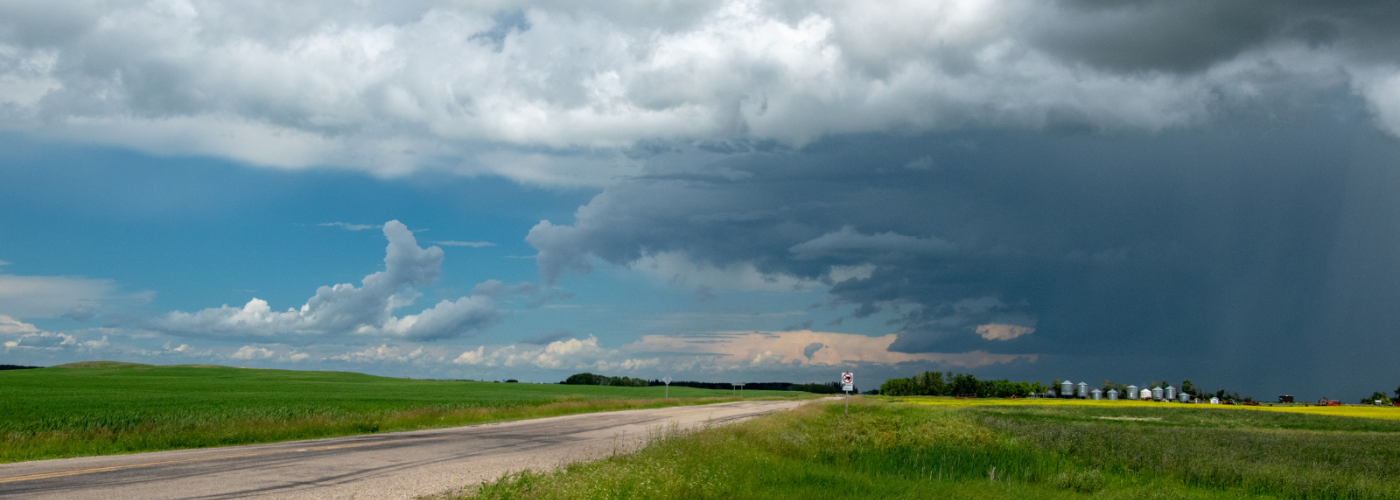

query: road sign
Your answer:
[841,372,853,414]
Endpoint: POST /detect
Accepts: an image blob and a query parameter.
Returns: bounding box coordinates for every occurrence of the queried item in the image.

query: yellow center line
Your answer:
[0,437,447,484]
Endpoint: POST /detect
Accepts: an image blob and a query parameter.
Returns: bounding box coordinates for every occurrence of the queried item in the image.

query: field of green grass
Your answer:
[0,362,806,464]
[452,396,1400,499]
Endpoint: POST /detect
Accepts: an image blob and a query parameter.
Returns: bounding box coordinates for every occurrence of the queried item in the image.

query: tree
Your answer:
[880,378,915,396]
[950,373,980,396]
[1181,379,1195,396]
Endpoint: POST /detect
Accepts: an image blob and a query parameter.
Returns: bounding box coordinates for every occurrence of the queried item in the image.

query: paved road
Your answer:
[0,399,807,499]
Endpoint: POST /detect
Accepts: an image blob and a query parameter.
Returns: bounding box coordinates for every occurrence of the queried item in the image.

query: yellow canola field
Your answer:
[884,396,1400,421]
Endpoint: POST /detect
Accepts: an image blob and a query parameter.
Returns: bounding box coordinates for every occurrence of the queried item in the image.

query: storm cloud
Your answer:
[4,1,1400,185]
[527,96,1400,395]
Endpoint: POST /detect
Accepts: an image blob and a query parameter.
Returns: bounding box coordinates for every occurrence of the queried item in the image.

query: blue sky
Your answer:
[4,1,1400,400]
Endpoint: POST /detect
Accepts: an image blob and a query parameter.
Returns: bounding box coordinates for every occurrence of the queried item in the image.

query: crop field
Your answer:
[453,396,1400,499]
[0,362,806,464]
[889,396,1400,421]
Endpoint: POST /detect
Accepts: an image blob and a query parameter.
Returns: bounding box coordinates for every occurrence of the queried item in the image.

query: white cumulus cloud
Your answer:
[152,220,501,341]
[230,345,275,360]
[975,323,1035,341]
[453,335,660,372]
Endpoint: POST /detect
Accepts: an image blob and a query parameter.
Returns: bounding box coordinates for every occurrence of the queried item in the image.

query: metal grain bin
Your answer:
[1179,392,1190,403]
[1107,389,1119,400]
[1091,388,1103,400]
[1165,385,1177,401]
[1077,382,1089,398]
[1126,385,1138,400]
[1140,388,1152,400]
[1061,380,1074,397]
[1152,386,1164,401]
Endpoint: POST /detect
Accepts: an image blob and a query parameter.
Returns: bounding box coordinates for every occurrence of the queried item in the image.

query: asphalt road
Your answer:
[0,399,808,500]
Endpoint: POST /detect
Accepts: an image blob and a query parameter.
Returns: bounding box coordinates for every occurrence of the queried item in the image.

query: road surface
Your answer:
[0,399,808,499]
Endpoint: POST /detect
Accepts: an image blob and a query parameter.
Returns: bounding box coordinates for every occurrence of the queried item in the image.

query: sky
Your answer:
[3,0,1400,400]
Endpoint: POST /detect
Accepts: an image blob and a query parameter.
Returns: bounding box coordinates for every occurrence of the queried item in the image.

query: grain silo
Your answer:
[1152,386,1164,401]
[1165,386,1177,401]
[1107,389,1119,400]
[1077,382,1089,398]
[1179,392,1190,403]
[1061,380,1074,398]
[1126,385,1138,400]
[1139,388,1152,400]
[1091,388,1102,400]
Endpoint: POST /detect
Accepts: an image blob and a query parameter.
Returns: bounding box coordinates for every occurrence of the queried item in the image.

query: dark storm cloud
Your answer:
[529,93,1400,397]
[1037,0,1400,73]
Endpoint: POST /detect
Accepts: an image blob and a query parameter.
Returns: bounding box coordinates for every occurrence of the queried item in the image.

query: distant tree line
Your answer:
[559,374,852,393]
[0,365,40,371]
[880,371,1048,397]
[881,372,1270,402]
[562,373,650,387]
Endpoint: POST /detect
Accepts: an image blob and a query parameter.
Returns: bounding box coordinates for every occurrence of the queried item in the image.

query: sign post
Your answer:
[663,375,671,399]
[841,372,854,414]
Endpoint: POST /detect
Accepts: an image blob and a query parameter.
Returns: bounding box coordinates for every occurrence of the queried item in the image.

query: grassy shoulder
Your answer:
[0,362,813,464]
[448,397,1400,499]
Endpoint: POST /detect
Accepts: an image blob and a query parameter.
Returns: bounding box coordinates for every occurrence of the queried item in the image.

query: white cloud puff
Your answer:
[333,344,428,364]
[230,345,275,360]
[3,330,108,352]
[152,220,502,341]
[975,323,1035,341]
[0,314,40,335]
[453,335,660,372]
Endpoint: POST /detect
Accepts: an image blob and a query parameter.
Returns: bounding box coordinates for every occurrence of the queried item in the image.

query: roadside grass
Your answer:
[0,363,810,464]
[449,398,1400,500]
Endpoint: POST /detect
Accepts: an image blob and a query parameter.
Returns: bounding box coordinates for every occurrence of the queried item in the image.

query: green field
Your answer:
[0,362,806,464]
[454,396,1400,499]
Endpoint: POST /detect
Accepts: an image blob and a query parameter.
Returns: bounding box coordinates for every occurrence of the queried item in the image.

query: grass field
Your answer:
[452,396,1400,499]
[0,362,807,464]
